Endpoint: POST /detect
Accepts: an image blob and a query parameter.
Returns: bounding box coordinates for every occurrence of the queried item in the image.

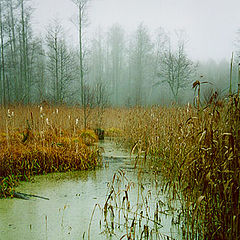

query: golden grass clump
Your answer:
[0,105,101,198]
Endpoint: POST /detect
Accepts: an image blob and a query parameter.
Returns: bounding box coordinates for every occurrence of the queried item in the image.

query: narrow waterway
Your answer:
[0,140,181,240]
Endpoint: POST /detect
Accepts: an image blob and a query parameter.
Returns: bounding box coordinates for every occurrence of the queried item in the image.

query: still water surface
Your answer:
[0,140,181,240]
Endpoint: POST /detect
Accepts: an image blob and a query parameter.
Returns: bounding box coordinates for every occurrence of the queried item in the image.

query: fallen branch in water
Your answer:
[13,191,49,200]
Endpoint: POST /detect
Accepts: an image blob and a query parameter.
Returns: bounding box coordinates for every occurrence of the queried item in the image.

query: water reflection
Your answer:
[0,140,181,239]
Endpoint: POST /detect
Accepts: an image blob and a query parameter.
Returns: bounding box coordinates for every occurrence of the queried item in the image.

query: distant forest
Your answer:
[0,0,239,107]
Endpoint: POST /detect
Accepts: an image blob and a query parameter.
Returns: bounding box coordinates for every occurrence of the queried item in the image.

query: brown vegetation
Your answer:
[1,95,239,239]
[0,105,101,197]
[120,95,240,239]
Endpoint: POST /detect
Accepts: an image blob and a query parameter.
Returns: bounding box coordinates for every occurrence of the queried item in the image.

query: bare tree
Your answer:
[71,0,90,129]
[0,0,6,106]
[0,0,43,105]
[19,0,35,103]
[46,19,74,104]
[107,24,125,106]
[34,38,46,102]
[82,83,95,129]
[94,81,108,128]
[156,34,196,102]
[88,28,109,126]
[46,20,62,103]
[130,23,153,105]
[6,0,19,102]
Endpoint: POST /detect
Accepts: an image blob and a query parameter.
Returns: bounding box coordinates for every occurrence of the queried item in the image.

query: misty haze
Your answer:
[0,0,239,239]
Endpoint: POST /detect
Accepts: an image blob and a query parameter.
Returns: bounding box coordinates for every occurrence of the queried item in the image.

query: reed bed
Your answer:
[1,96,239,239]
[120,95,240,239]
[0,105,101,197]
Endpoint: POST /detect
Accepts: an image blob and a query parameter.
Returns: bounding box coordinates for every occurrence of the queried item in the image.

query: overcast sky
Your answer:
[31,0,240,62]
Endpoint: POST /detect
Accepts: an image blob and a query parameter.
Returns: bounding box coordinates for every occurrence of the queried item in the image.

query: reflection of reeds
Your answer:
[45,215,48,240]
[91,169,175,239]
[0,106,101,197]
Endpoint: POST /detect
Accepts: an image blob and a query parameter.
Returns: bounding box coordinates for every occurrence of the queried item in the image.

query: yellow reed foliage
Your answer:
[0,105,100,197]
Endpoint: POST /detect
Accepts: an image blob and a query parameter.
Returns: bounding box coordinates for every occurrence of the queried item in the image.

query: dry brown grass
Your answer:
[118,96,240,239]
[0,105,101,197]
[1,98,239,239]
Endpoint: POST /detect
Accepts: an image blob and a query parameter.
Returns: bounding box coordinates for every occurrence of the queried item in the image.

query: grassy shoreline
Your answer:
[1,97,239,238]
[0,106,102,197]
[120,95,240,239]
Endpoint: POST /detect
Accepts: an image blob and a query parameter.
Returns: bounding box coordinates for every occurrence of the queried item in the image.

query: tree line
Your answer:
[0,0,238,107]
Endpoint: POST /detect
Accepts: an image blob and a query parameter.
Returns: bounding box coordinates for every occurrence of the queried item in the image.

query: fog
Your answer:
[32,0,240,61]
[0,0,239,106]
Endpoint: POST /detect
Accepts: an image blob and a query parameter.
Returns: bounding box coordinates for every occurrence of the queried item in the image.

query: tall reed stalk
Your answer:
[121,95,240,239]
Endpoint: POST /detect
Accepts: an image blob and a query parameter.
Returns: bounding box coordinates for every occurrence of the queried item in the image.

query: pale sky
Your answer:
[31,0,240,62]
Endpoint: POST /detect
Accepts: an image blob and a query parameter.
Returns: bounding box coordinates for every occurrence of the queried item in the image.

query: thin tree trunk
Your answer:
[21,0,28,103]
[19,29,24,102]
[0,1,6,106]
[9,0,19,102]
[79,4,84,105]
[54,35,59,103]
[78,3,87,129]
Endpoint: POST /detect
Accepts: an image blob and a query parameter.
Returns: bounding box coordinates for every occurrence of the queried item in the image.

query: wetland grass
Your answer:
[0,105,101,197]
[119,94,240,239]
[89,169,177,239]
[1,98,239,239]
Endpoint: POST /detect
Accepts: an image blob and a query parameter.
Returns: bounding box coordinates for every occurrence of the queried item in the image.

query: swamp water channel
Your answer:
[0,139,181,240]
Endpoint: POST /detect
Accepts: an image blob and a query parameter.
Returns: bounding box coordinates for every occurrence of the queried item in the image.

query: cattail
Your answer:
[68,115,71,120]
[187,102,191,113]
[56,109,59,114]
[40,130,44,137]
[46,118,49,125]
[76,143,79,154]
[7,109,11,118]
[40,106,43,113]
[75,118,79,125]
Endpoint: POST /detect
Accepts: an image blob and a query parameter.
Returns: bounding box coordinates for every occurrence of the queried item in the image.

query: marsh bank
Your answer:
[0,139,181,239]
